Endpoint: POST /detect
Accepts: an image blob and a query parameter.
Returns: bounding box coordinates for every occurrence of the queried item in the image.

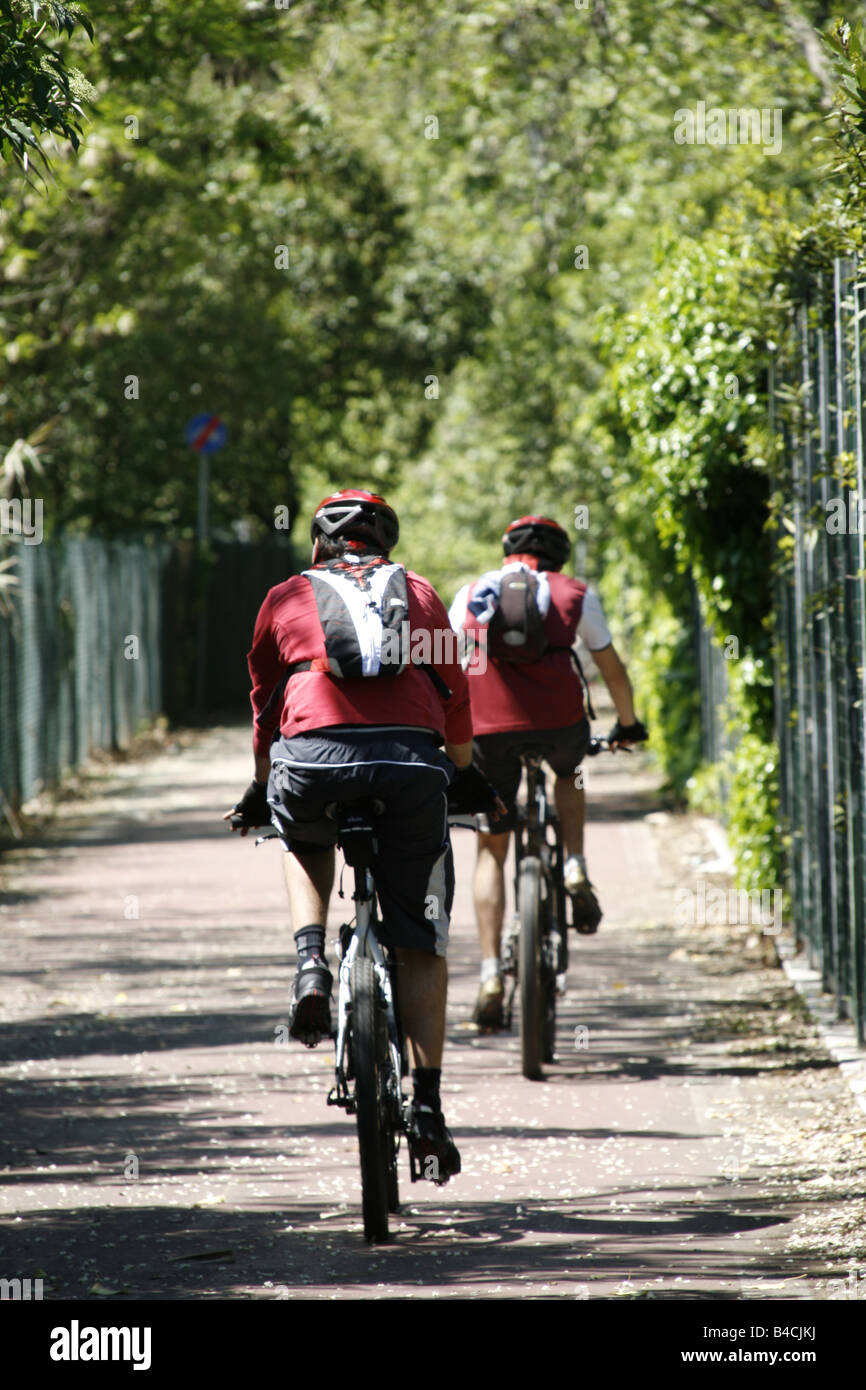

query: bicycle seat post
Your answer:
[329,799,384,905]
[522,752,544,838]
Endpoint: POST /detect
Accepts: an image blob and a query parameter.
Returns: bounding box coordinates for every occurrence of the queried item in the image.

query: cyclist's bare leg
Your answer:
[553,777,585,859]
[474,830,510,958]
[284,848,335,1043]
[397,948,460,1180]
[395,947,447,1068]
[554,776,601,930]
[471,831,510,1027]
[283,846,334,924]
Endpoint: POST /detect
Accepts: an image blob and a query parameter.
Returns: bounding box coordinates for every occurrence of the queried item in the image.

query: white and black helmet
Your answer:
[310,489,399,553]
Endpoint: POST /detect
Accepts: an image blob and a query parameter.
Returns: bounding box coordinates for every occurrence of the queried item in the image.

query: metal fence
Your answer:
[0,536,167,816]
[0,534,295,829]
[773,256,866,1042]
[692,580,733,771]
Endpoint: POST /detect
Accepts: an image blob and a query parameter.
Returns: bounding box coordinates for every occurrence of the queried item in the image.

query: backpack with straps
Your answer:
[487,567,548,664]
[301,555,410,677]
[466,563,596,717]
[284,555,451,699]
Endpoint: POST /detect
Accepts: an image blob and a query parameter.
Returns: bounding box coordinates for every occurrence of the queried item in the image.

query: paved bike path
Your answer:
[0,724,862,1300]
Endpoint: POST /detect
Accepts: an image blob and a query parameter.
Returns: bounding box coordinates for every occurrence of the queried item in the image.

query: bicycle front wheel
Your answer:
[351,956,390,1242]
[518,857,545,1080]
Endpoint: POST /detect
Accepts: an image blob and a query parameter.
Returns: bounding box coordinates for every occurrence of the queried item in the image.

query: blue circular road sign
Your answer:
[186,414,228,454]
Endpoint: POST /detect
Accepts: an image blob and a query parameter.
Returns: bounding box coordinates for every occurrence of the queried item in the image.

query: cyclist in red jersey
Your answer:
[450,515,647,1028]
[225,490,499,1178]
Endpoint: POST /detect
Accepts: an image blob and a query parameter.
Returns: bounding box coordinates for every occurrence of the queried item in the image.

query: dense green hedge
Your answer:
[594,211,798,886]
[595,17,866,890]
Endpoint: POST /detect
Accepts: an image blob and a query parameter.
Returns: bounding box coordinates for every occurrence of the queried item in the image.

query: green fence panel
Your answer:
[772,257,866,1040]
[0,533,295,824]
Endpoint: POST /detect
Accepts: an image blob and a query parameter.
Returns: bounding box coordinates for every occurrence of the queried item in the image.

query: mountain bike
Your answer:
[500,750,567,1080]
[249,788,478,1244]
[323,798,406,1243]
[322,795,476,1241]
[501,736,623,1080]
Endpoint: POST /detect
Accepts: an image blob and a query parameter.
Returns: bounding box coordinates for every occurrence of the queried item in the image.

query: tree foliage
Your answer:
[0,0,855,884]
[0,0,94,175]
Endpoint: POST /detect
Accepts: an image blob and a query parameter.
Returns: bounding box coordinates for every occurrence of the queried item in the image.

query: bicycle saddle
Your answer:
[325,799,385,869]
[519,748,546,765]
[324,798,385,824]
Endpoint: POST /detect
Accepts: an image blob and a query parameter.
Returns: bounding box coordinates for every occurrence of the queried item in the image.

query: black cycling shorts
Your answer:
[472,718,591,834]
[267,727,455,957]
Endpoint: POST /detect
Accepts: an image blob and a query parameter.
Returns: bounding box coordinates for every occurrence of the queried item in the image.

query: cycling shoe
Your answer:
[472,977,504,1030]
[288,958,333,1047]
[406,1101,461,1184]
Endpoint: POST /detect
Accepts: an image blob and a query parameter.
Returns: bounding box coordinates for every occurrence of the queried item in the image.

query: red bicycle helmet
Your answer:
[502,515,570,570]
[310,489,399,553]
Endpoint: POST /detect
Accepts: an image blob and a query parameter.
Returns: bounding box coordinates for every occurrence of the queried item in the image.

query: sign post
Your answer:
[186,414,228,542]
[186,414,228,710]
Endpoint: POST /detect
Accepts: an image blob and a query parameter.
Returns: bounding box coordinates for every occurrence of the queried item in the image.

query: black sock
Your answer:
[412,1067,441,1111]
[294,924,326,964]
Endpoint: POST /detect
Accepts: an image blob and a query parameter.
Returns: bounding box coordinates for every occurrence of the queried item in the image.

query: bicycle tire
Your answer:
[350,956,390,1242]
[518,857,545,1080]
[543,877,562,1064]
[543,955,557,1064]
[385,959,401,1212]
[387,1127,400,1213]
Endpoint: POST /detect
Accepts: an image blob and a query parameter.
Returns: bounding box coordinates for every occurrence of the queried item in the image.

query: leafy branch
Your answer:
[820,17,866,204]
[0,0,95,179]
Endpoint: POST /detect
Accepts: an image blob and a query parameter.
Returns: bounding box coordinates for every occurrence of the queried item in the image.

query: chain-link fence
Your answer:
[0,536,167,815]
[692,580,733,772]
[0,534,295,827]
[773,257,866,1042]
[160,538,296,720]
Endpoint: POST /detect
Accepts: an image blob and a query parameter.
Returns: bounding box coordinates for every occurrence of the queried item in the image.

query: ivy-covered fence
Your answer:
[773,257,866,1041]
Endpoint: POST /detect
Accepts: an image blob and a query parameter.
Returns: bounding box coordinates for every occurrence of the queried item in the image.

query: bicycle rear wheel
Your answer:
[518,857,545,1080]
[543,880,564,1064]
[385,958,402,1213]
[351,956,390,1242]
[387,1126,400,1213]
[543,945,557,1065]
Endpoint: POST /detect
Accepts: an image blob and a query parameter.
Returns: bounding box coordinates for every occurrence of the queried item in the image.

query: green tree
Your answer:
[0,0,94,176]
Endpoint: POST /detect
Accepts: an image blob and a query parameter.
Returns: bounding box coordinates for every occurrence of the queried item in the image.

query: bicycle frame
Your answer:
[516,755,552,857]
[327,812,403,1130]
[503,753,568,1057]
[331,872,402,1115]
[510,755,566,935]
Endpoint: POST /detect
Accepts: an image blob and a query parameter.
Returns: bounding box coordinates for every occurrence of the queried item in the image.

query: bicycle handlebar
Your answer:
[586,736,633,756]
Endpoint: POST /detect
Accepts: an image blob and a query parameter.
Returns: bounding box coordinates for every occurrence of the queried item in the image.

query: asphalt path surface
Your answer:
[1,723,864,1301]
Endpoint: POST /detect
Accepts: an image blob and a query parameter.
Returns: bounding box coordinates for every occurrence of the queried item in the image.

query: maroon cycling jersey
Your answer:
[248,567,472,757]
[457,556,588,736]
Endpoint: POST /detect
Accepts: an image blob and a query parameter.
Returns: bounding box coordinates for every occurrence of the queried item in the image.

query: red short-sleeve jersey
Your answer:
[458,567,588,735]
[247,568,472,757]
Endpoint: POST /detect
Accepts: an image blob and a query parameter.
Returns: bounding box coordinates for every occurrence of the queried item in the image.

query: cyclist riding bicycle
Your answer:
[449,514,647,1029]
[224,489,499,1180]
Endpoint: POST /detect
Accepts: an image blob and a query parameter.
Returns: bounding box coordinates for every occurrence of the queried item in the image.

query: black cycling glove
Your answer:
[608,718,649,745]
[229,779,271,829]
[447,765,502,816]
